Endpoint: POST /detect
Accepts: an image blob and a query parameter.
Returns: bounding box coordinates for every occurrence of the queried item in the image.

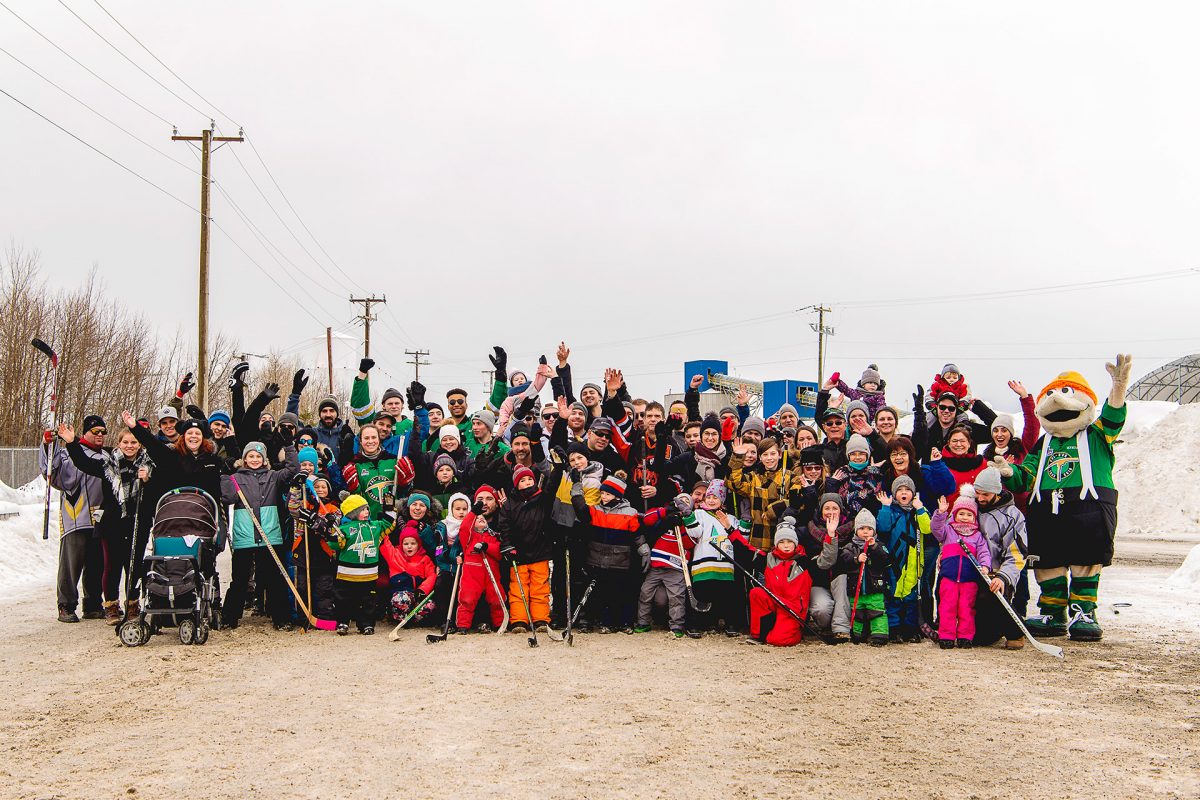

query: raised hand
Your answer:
[731,435,748,456]
[228,361,249,390]
[177,372,195,398]
[120,410,137,429]
[1106,353,1133,406]
[263,383,281,402]
[488,346,507,380]
[410,381,426,408]
[930,447,942,462]
[736,385,750,407]
[556,342,570,366]
[358,358,375,375]
[992,455,1014,478]
[57,423,75,443]
[1007,379,1028,399]
[912,384,924,414]
[605,368,623,395]
[689,374,703,391]
[876,490,891,507]
[292,369,309,396]
[937,496,949,514]
[537,361,555,379]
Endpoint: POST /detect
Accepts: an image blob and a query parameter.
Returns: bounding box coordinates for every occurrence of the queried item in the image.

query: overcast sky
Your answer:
[5,2,1199,415]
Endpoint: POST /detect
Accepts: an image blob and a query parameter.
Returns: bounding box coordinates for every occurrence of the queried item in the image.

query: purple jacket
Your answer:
[836,381,887,421]
[930,510,992,571]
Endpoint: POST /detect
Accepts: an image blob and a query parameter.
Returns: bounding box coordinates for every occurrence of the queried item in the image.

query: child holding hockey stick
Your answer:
[455,493,508,633]
[328,494,396,635]
[684,480,751,637]
[380,520,438,624]
[931,494,992,648]
[733,516,813,646]
[838,509,892,646]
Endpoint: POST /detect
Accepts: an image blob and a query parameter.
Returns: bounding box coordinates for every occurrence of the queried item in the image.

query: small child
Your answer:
[835,364,887,421]
[927,363,971,411]
[684,480,750,637]
[931,494,992,648]
[290,475,340,625]
[328,494,396,635]
[807,493,855,642]
[499,462,563,632]
[743,517,812,646]
[875,476,931,642]
[428,492,468,628]
[634,495,694,637]
[380,520,438,624]
[829,434,884,517]
[455,496,507,633]
[839,509,891,646]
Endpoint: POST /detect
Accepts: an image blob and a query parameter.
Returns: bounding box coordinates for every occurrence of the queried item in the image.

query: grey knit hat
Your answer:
[990,413,1015,434]
[317,394,339,413]
[941,363,961,377]
[381,387,404,406]
[845,400,869,421]
[776,403,799,419]
[859,364,882,387]
[433,453,457,474]
[242,441,266,458]
[773,517,799,546]
[853,508,876,532]
[718,405,737,418]
[740,416,766,437]
[472,409,497,430]
[845,433,871,457]
[973,466,1004,496]
[891,475,916,496]
[818,492,844,514]
[569,401,588,416]
[278,412,300,429]
[581,382,602,400]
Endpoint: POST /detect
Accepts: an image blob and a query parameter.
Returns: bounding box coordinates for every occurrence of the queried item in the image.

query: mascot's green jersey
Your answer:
[1006,402,1125,498]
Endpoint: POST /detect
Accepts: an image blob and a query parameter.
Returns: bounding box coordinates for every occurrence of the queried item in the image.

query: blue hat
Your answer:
[208,409,231,426]
[298,446,319,466]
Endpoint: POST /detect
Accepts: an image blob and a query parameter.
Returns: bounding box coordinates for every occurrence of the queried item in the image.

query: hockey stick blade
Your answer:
[31,338,58,366]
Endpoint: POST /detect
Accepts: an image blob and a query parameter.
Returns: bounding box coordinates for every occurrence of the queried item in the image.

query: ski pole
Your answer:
[571,578,597,626]
[426,561,463,644]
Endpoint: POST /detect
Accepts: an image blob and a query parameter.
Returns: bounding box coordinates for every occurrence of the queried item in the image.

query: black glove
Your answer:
[471,500,485,515]
[359,358,375,374]
[473,541,486,553]
[664,509,683,527]
[259,419,275,434]
[516,397,536,420]
[569,468,582,483]
[409,381,426,408]
[262,382,281,402]
[185,404,206,421]
[666,414,682,432]
[389,530,401,547]
[291,472,308,488]
[317,445,332,468]
[291,369,309,396]
[178,372,195,396]
[338,426,356,464]
[529,422,543,441]
[488,346,507,382]
[228,361,249,390]
[538,354,548,366]
[501,545,517,559]
[913,384,924,415]
[296,507,315,524]
[551,445,567,462]
[654,421,668,439]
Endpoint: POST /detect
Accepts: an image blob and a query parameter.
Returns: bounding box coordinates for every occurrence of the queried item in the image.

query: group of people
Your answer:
[42,345,1130,647]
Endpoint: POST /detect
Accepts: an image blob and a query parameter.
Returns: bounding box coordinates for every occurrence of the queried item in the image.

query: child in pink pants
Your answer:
[931,494,992,649]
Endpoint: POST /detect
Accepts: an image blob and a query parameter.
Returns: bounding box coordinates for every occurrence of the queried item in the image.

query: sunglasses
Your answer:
[635,412,646,419]
[823,418,845,426]
[447,398,466,406]
[88,428,108,436]
[938,406,957,413]
[542,413,558,421]
[591,430,612,439]
[298,438,314,446]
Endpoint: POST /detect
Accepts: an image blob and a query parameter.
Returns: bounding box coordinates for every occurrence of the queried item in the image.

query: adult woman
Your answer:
[122,410,222,501]
[939,424,988,506]
[874,406,901,445]
[881,436,955,508]
[342,423,398,520]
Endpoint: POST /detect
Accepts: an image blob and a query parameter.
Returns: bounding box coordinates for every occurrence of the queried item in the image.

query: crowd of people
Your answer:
[40,345,1119,648]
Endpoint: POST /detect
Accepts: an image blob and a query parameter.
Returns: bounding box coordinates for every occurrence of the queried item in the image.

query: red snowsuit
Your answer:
[455,511,506,629]
[379,522,437,596]
[748,546,813,646]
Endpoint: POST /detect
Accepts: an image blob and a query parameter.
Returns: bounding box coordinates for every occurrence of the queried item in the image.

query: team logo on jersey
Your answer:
[1046,449,1077,482]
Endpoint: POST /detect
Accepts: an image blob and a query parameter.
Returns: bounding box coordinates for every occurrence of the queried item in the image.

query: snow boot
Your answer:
[82,608,105,620]
[103,601,122,626]
[1067,603,1102,641]
[123,599,140,622]
[938,638,955,650]
[336,623,349,636]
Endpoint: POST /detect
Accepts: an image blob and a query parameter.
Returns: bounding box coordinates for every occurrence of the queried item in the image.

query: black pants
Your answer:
[551,541,589,627]
[57,529,104,613]
[334,578,377,630]
[973,583,1022,646]
[224,546,290,627]
[101,531,132,604]
[587,566,638,628]
[692,579,745,633]
[430,570,456,627]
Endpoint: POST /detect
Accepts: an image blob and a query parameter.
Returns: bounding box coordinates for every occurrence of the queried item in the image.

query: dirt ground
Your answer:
[2,551,1197,800]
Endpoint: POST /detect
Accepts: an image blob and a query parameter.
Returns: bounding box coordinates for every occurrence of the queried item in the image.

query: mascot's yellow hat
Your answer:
[1038,371,1098,405]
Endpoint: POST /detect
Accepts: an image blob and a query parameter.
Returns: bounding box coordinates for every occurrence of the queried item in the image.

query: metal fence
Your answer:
[0,447,40,490]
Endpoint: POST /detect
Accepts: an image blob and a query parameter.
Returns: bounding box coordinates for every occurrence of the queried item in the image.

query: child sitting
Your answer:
[806,493,855,642]
[927,363,971,411]
[743,517,812,646]
[931,494,992,648]
[328,494,396,635]
[380,520,437,624]
[840,509,892,646]
[835,364,887,421]
[875,476,930,642]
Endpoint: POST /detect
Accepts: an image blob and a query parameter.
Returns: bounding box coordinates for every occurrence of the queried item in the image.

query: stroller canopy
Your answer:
[151,488,219,540]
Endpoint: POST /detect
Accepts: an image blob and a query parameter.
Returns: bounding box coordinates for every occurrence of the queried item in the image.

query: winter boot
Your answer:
[82,608,105,620]
[103,601,122,626]
[123,599,140,622]
[1067,573,1102,641]
[57,607,80,623]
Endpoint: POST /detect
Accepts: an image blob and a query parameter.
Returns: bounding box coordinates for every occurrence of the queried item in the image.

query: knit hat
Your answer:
[776,403,799,419]
[474,485,497,502]
[472,409,496,430]
[581,382,602,400]
[433,454,457,474]
[381,387,404,406]
[425,402,443,414]
[990,413,1015,434]
[845,433,871,457]
[513,465,535,488]
[81,414,106,433]
[1037,371,1098,405]
[601,474,627,496]
[177,418,209,439]
[569,401,588,417]
[242,441,266,458]
[207,409,231,426]
[278,412,300,429]
[567,441,590,459]
[340,494,368,517]
[298,446,319,467]
[510,423,532,443]
[700,414,721,436]
[973,466,1004,496]
[399,525,421,544]
[406,492,431,509]
[845,400,869,421]
[740,416,766,437]
[950,495,978,520]
[157,406,179,421]
[941,363,961,378]
[317,395,339,413]
[853,508,876,532]
[589,417,614,436]
[820,406,845,421]
[818,492,844,514]
[774,517,800,546]
[437,423,461,443]
[800,445,825,467]
[858,365,882,387]
[705,478,727,504]
[718,405,737,418]
[891,475,916,496]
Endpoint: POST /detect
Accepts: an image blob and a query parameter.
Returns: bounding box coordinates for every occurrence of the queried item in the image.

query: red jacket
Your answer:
[459,511,502,567]
[763,547,813,623]
[379,522,437,595]
[940,451,988,506]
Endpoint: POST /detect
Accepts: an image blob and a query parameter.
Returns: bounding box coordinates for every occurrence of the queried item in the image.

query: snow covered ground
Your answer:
[0,477,59,602]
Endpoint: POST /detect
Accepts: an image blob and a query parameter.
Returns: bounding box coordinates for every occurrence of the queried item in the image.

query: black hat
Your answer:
[800,445,825,467]
[81,414,106,433]
[177,418,211,439]
[700,414,721,435]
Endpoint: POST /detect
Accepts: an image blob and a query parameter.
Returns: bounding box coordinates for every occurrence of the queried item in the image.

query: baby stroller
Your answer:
[118,487,222,647]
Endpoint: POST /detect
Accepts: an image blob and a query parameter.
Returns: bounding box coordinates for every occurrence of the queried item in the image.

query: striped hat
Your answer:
[601,474,627,496]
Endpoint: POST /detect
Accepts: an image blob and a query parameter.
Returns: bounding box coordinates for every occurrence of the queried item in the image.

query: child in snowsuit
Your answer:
[926,363,971,411]
[875,475,931,643]
[828,434,884,517]
[931,494,992,648]
[329,493,396,635]
[635,494,693,637]
[684,480,750,636]
[380,520,438,624]
[835,364,887,422]
[499,463,563,631]
[837,509,891,646]
[426,492,467,628]
[455,492,507,633]
[741,516,813,646]
[290,474,340,624]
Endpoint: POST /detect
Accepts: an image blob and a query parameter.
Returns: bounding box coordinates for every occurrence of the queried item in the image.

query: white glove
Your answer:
[992,455,1014,478]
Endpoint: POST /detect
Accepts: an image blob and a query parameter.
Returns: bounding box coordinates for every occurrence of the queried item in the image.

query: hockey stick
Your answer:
[676,521,711,613]
[479,555,510,634]
[229,477,336,630]
[571,578,597,626]
[711,547,805,623]
[957,534,1064,659]
[389,589,436,640]
[426,562,463,644]
[562,548,574,646]
[850,554,867,640]
[507,557,539,647]
[32,338,58,540]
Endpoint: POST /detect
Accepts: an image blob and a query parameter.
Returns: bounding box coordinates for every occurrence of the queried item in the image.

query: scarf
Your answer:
[100,448,149,519]
[694,442,726,483]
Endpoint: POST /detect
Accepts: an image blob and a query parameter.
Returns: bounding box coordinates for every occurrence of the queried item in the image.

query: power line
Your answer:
[0,0,173,126]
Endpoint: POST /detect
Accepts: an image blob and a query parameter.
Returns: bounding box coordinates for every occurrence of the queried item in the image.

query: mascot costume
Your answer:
[993,354,1132,641]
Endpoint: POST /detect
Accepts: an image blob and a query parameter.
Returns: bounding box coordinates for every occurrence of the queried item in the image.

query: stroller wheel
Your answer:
[119,620,148,647]
[194,620,210,645]
[178,618,196,645]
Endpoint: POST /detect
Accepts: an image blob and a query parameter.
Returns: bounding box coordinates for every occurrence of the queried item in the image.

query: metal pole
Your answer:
[197,128,211,409]
[326,326,334,393]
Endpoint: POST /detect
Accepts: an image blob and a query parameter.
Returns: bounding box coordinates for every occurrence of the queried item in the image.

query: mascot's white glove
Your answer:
[992,455,1014,478]
[1106,353,1133,408]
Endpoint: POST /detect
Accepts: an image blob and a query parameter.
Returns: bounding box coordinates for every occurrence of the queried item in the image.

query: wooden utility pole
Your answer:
[172,123,243,409]
[350,294,386,357]
[809,305,834,388]
[405,349,431,383]
[326,326,334,393]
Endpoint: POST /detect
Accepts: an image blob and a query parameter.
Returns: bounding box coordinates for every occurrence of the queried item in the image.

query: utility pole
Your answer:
[326,327,334,393]
[349,294,386,357]
[172,122,243,410]
[405,349,431,383]
[809,305,835,388]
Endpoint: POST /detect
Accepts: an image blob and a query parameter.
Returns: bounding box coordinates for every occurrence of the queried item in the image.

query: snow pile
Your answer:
[1167,543,1200,590]
[0,479,58,601]
[1114,403,1200,536]
[1119,401,1180,442]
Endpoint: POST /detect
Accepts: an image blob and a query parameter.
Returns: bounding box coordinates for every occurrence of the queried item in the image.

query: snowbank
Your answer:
[1167,543,1200,590]
[0,497,59,601]
[1114,403,1200,536]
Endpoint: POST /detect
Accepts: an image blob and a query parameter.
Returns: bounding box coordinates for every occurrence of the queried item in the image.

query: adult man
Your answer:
[41,415,107,622]
[467,410,509,458]
[314,395,351,451]
[349,358,414,437]
[156,406,179,444]
[913,388,996,464]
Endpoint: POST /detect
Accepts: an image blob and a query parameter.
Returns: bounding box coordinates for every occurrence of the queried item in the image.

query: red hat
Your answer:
[512,466,534,488]
[474,485,497,501]
[400,520,421,543]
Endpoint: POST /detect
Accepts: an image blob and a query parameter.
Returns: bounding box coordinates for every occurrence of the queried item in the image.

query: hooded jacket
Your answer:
[976,490,1028,592]
[498,463,564,565]
[40,440,105,537]
[220,446,300,549]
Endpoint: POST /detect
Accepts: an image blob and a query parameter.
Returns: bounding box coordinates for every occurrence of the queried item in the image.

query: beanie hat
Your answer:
[941,363,961,377]
[819,492,844,514]
[601,474,627,496]
[569,401,588,417]
[845,400,869,421]
[510,423,532,443]
[340,494,368,517]
[891,475,916,496]
[845,433,871,457]
[973,466,1004,496]
[776,403,799,419]
[951,495,978,520]
[472,409,496,430]
[279,412,300,429]
[512,465,535,488]
[406,492,431,510]
[858,364,882,387]
[990,413,1015,434]
[700,414,721,436]
[242,441,266,458]
[740,416,766,437]
[1037,371,1098,405]
[581,382,602,400]
[437,423,461,443]
[399,525,421,544]
[381,387,404,406]
[80,414,106,433]
[474,485,497,502]
[705,478,727,504]
[433,454,457,474]
[800,445,825,467]
[567,441,590,459]
[773,517,800,546]
[207,409,231,426]
[318,395,339,414]
[177,418,209,439]
[853,508,876,532]
[157,406,179,421]
[298,446,319,467]
[718,405,737,418]
[425,402,443,414]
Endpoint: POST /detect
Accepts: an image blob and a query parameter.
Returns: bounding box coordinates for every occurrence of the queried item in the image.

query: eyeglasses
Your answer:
[447,398,466,406]
[88,428,107,436]
[937,405,957,413]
